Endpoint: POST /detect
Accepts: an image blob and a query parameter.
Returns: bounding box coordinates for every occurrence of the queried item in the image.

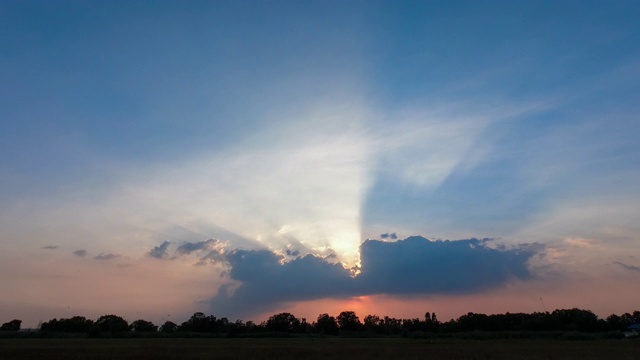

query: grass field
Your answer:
[1,337,639,359]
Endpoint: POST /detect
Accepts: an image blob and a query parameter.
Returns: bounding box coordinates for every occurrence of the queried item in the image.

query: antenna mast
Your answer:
[540,297,547,313]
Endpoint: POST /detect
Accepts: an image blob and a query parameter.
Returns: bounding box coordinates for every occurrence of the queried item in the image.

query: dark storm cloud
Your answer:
[93,253,120,260]
[210,236,541,318]
[42,245,59,250]
[176,239,219,254]
[614,261,640,272]
[73,249,87,257]
[356,236,535,294]
[148,241,171,259]
[211,249,353,316]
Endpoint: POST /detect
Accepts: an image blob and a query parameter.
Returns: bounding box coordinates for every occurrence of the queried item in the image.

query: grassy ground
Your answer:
[1,337,639,359]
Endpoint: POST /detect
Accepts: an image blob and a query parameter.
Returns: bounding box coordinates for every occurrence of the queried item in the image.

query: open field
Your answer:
[1,338,639,360]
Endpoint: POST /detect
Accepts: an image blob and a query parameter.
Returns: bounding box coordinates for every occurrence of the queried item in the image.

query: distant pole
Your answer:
[540,297,547,313]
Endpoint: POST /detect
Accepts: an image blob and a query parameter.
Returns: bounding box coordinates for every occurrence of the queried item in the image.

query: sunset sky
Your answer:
[1,1,640,328]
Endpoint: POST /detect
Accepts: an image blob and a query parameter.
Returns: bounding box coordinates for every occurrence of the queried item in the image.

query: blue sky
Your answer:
[1,1,639,326]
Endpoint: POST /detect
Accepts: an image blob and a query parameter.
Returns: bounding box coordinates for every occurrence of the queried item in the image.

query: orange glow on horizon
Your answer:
[254,273,640,324]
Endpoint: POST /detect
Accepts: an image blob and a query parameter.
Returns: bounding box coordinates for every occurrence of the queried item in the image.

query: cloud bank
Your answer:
[200,236,540,318]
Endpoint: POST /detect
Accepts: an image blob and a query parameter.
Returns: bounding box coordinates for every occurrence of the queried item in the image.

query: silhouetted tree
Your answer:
[265,312,300,333]
[244,320,259,333]
[424,311,440,331]
[402,318,423,332]
[178,312,229,333]
[552,308,599,332]
[129,319,158,332]
[337,311,362,332]
[179,312,206,332]
[226,319,248,337]
[363,314,382,333]
[382,316,402,334]
[94,315,129,333]
[315,313,339,335]
[299,317,313,334]
[23,306,640,338]
[1,319,21,331]
[40,316,93,333]
[432,313,438,322]
[518,312,554,331]
[159,320,178,333]
[457,312,497,331]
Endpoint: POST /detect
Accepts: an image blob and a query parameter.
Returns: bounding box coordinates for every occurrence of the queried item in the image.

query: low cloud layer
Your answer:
[206,236,540,318]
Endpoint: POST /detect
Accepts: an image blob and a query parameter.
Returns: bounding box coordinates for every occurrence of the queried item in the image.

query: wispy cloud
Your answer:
[106,100,374,265]
[42,245,59,250]
[175,239,218,255]
[371,100,549,190]
[0,98,373,266]
[614,261,640,273]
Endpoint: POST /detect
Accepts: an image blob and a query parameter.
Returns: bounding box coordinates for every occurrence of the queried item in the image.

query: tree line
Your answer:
[2,308,639,336]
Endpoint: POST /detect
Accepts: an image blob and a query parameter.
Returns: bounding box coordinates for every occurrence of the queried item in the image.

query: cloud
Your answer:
[211,249,353,316]
[176,239,219,255]
[614,261,640,273]
[93,253,121,260]
[369,101,544,192]
[73,249,87,257]
[158,239,230,266]
[196,250,227,266]
[210,236,540,318]
[42,245,59,250]
[148,241,171,259]
[356,236,536,295]
[285,249,300,257]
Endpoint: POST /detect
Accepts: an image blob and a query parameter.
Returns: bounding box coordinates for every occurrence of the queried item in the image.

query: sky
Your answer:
[1,0,640,328]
